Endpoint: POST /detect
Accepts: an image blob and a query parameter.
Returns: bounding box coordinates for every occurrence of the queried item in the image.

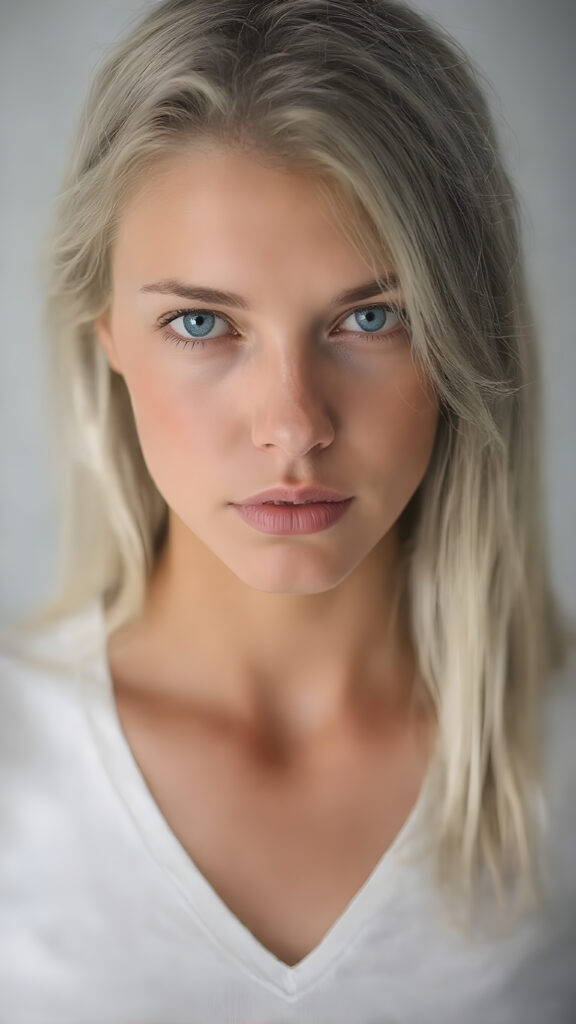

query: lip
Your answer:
[234,485,352,506]
[233,498,354,535]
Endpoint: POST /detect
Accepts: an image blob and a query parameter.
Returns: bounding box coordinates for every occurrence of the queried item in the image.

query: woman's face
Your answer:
[95,146,440,593]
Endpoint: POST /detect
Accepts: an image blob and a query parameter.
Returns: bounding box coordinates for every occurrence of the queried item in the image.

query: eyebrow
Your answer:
[138,274,401,310]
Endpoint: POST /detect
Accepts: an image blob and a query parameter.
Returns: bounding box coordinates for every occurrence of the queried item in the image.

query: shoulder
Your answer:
[0,601,106,779]
[0,599,105,710]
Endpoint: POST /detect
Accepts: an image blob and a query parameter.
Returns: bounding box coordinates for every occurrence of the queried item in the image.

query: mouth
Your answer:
[235,486,352,506]
[260,499,341,506]
[231,496,354,534]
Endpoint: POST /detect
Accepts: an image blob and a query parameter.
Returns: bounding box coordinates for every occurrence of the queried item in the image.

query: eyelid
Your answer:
[336,301,407,330]
[156,307,236,334]
[156,300,407,336]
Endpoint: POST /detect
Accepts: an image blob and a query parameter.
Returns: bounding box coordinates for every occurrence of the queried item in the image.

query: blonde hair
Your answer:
[7,0,574,930]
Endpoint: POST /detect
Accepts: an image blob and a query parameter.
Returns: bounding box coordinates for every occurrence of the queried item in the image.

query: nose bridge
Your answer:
[250,333,335,454]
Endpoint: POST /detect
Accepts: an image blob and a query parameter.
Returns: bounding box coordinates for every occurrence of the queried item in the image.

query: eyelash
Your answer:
[156,303,409,351]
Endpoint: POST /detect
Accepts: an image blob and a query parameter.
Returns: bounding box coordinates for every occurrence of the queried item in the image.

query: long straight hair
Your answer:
[7,0,574,929]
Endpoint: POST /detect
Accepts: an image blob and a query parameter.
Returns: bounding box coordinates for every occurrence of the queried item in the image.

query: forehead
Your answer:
[116,146,377,247]
[123,150,332,227]
[110,147,392,302]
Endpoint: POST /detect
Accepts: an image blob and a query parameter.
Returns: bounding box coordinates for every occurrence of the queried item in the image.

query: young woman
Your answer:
[1,0,575,1020]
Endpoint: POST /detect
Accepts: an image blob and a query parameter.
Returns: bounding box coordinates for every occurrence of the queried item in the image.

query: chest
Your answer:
[112,686,432,966]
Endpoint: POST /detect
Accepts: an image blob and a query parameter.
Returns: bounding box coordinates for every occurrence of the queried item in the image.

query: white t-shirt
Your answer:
[1,599,575,1024]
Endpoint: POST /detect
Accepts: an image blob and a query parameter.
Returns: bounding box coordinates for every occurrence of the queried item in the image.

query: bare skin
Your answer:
[96,144,440,964]
[110,671,434,966]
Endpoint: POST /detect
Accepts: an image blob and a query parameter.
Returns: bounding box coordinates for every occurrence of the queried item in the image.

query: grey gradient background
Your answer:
[0,0,574,627]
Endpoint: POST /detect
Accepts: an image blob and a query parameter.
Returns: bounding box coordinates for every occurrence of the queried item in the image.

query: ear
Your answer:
[94,312,122,374]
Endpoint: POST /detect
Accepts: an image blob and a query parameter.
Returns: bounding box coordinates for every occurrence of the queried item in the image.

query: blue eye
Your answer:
[156,303,408,352]
[336,304,405,338]
[158,309,231,348]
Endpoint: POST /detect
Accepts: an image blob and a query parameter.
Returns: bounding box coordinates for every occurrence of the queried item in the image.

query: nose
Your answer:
[250,345,336,458]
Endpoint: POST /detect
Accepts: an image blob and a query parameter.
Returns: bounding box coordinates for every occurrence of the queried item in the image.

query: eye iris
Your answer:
[356,307,387,332]
[183,312,215,338]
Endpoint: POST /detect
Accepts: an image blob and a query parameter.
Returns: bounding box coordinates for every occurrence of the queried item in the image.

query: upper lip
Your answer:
[235,485,353,506]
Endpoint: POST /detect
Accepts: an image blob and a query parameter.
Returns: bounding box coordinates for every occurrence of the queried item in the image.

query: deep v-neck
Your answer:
[80,599,431,999]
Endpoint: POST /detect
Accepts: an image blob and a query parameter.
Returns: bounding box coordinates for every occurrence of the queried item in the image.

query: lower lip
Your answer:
[232,499,354,535]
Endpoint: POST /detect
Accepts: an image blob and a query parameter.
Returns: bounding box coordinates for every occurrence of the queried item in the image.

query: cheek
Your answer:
[396,371,439,455]
[356,365,439,480]
[122,360,224,485]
